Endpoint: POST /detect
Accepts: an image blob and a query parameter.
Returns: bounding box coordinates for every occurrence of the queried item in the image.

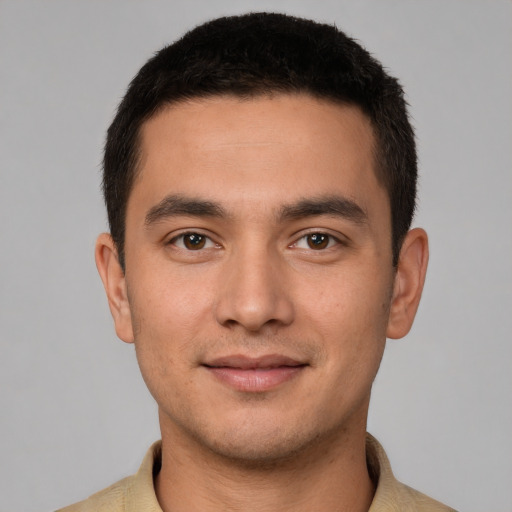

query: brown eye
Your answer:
[183,233,207,250]
[306,233,330,250]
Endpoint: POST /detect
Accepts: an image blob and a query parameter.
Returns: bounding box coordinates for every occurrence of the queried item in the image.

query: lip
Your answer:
[203,354,307,392]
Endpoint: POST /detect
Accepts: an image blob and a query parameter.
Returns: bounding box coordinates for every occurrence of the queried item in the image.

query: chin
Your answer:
[207,437,313,468]
[159,388,370,467]
[190,417,340,469]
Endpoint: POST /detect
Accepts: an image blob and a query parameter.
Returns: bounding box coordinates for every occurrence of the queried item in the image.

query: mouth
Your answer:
[202,354,308,392]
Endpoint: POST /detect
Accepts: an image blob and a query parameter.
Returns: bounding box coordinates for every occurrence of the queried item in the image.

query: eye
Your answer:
[294,232,339,250]
[170,232,216,250]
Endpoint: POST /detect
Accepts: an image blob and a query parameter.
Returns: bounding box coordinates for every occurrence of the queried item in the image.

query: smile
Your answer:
[202,354,307,392]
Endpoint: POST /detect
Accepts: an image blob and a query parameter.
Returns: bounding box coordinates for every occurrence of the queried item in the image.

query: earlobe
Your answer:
[95,233,135,343]
[386,228,429,340]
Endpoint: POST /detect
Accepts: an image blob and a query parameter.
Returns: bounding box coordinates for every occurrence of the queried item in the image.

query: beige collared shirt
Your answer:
[56,434,456,511]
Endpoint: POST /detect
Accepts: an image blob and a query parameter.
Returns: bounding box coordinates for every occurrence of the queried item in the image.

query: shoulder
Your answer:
[391,481,457,512]
[366,434,457,512]
[55,475,133,512]
[55,441,162,512]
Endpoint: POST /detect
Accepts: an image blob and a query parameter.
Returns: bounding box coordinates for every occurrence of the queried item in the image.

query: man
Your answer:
[58,12,455,512]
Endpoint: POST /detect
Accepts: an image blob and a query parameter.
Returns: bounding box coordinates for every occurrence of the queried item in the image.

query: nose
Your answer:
[214,245,294,332]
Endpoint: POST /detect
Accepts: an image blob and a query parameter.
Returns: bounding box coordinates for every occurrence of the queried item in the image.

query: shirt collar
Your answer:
[127,434,402,511]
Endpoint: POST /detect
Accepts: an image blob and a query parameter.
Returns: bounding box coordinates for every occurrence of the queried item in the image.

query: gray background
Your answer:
[1,1,511,511]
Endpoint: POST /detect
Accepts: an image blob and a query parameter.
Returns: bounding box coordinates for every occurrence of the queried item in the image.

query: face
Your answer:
[97,94,425,464]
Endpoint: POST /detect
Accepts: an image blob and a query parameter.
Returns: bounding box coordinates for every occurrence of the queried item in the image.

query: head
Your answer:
[96,13,428,467]
[103,12,417,269]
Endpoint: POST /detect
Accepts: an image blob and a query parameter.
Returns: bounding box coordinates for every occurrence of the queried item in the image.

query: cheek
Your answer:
[308,264,390,326]
[132,266,214,334]
[301,265,391,367]
[127,270,214,388]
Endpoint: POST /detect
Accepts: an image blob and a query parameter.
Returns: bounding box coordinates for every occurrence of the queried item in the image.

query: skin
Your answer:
[96,94,428,512]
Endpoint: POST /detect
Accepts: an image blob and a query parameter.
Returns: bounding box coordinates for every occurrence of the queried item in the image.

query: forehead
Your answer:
[131,94,387,220]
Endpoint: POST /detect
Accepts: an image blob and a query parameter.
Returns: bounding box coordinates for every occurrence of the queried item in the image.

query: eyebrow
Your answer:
[144,194,368,228]
[278,196,368,224]
[144,195,227,226]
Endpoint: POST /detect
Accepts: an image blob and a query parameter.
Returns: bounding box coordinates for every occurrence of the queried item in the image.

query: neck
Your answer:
[155,416,375,512]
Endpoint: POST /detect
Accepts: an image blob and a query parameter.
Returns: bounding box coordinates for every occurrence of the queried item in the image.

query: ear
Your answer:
[386,228,429,339]
[95,233,134,343]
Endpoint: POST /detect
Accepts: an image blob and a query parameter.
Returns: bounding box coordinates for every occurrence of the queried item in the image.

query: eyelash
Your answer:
[168,232,218,251]
[168,231,342,251]
[292,232,341,251]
